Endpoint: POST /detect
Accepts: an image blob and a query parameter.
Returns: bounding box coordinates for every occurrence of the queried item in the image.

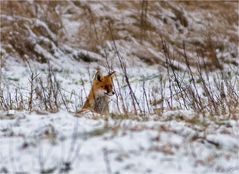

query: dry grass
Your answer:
[1,1,238,68]
[1,1,239,119]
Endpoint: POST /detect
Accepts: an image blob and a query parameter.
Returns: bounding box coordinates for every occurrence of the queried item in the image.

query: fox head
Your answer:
[92,70,116,97]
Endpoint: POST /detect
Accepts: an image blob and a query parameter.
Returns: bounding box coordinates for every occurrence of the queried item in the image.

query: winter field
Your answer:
[1,1,239,174]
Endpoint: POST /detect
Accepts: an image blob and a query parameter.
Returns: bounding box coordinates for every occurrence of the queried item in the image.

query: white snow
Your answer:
[0,110,238,174]
[1,1,239,174]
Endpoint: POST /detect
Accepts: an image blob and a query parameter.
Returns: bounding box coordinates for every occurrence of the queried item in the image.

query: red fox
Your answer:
[81,70,116,115]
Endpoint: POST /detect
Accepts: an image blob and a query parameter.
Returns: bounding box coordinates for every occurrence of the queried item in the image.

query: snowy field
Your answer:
[1,1,239,174]
[1,57,239,174]
[0,110,238,174]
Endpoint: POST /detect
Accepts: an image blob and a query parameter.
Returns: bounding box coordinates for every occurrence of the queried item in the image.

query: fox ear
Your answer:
[94,71,102,81]
[108,71,116,78]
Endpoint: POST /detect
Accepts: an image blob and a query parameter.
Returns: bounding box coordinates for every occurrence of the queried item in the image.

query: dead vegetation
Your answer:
[1,37,238,120]
[1,1,238,68]
[0,1,239,120]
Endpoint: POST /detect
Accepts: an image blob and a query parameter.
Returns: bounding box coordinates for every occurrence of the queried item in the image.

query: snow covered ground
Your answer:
[1,1,239,174]
[0,109,238,174]
[1,56,239,174]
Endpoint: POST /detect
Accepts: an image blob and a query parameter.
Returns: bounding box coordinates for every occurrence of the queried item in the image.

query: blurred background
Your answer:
[1,0,238,70]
